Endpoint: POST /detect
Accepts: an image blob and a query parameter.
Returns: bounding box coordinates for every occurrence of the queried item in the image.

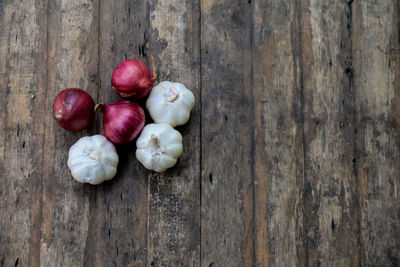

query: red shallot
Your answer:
[95,100,145,144]
[111,59,157,99]
[53,88,95,131]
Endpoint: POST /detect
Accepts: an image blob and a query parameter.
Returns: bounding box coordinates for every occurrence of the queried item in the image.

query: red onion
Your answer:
[111,59,157,99]
[53,88,95,131]
[95,100,145,144]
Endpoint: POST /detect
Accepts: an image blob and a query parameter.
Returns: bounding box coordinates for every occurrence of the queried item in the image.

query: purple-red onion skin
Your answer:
[100,100,145,144]
[53,88,95,131]
[111,59,155,99]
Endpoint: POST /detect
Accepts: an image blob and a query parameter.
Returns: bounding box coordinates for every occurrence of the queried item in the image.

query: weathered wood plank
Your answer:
[352,0,400,265]
[0,1,47,266]
[252,0,304,265]
[299,0,361,265]
[201,1,254,266]
[88,1,150,266]
[1,1,400,266]
[147,0,201,266]
[40,0,99,266]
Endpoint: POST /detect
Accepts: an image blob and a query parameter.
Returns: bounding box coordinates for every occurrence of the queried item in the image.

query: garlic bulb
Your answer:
[146,81,195,127]
[67,135,119,185]
[136,123,183,172]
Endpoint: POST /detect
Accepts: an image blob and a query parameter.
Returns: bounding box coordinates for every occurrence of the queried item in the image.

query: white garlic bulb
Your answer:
[67,135,119,185]
[136,123,183,172]
[146,81,195,127]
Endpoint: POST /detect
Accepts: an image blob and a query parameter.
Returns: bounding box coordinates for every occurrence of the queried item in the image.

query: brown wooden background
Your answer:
[0,0,399,266]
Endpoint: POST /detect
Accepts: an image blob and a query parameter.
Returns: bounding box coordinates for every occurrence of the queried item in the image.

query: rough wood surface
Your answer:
[0,1,47,266]
[252,1,304,265]
[40,0,99,266]
[297,0,361,265]
[0,0,399,266]
[353,0,400,265]
[87,1,149,266]
[148,0,201,266]
[200,0,254,266]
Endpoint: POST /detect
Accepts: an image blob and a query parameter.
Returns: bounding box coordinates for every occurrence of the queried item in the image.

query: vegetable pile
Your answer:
[52,58,195,185]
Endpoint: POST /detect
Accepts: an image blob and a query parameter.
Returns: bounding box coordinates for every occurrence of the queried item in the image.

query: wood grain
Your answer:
[0,0,47,266]
[87,1,149,266]
[353,0,400,265]
[0,0,399,266]
[299,0,360,265]
[147,0,201,266]
[40,0,99,266]
[200,1,254,266]
[252,0,304,265]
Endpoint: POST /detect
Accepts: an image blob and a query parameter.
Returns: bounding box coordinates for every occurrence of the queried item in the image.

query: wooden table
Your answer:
[1,0,399,266]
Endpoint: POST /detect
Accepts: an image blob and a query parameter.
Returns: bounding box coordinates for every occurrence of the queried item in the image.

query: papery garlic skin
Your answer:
[68,135,119,185]
[136,123,183,172]
[146,81,195,127]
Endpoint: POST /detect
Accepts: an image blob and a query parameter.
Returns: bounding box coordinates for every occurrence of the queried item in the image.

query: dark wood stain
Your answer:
[0,0,399,266]
[201,0,253,266]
